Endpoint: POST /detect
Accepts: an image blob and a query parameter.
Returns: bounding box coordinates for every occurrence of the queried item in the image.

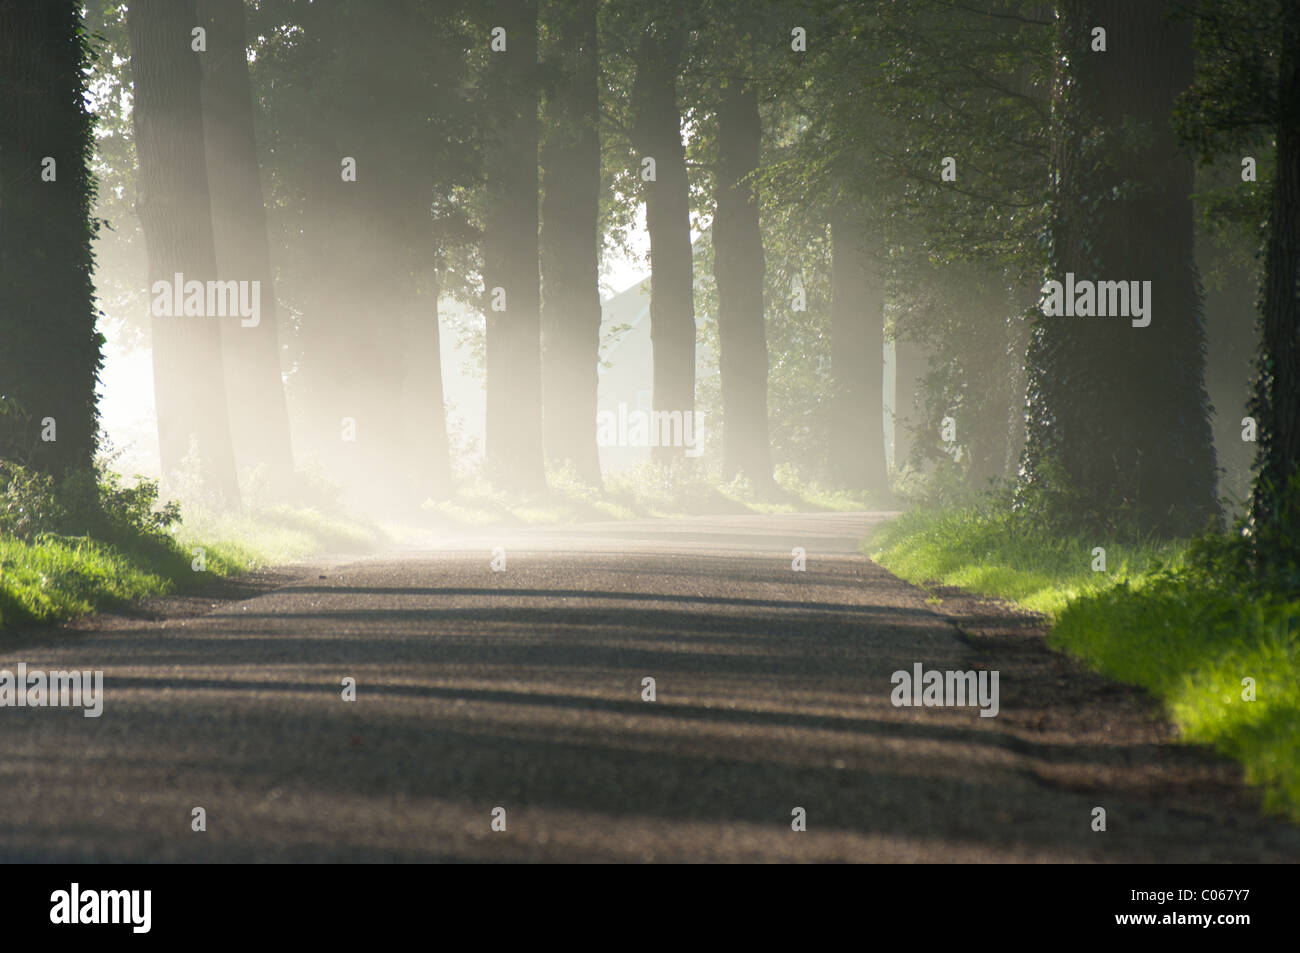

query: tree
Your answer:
[1195,163,1262,508]
[482,0,544,490]
[713,79,772,486]
[1245,3,1300,560]
[0,1,101,476]
[540,0,602,486]
[859,3,1050,496]
[197,0,295,488]
[828,212,888,493]
[763,1,1051,494]
[1019,0,1218,537]
[128,0,241,507]
[249,0,458,507]
[631,15,696,465]
[1177,0,1300,574]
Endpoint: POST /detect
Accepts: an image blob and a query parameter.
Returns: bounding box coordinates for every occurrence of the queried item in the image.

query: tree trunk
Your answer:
[402,268,453,498]
[293,149,391,508]
[0,1,100,476]
[891,334,928,474]
[1249,0,1300,558]
[197,0,295,490]
[286,0,439,511]
[483,0,544,491]
[1202,244,1259,506]
[128,0,241,508]
[829,213,889,493]
[1002,286,1034,481]
[632,21,696,465]
[1020,0,1216,537]
[540,0,602,487]
[713,82,771,486]
[963,274,1019,490]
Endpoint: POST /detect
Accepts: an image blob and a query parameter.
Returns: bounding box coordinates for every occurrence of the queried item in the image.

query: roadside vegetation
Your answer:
[0,460,383,631]
[869,497,1300,821]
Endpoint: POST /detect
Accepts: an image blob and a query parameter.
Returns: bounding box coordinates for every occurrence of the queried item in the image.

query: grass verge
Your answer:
[868,504,1300,821]
[0,504,383,632]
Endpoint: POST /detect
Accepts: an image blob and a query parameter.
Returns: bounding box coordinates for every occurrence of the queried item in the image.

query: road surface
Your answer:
[1,512,1296,862]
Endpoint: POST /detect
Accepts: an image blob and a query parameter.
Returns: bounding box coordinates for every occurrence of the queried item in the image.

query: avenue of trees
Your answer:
[1,0,1298,581]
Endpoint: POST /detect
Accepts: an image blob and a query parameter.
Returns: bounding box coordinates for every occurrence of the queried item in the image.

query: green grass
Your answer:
[1052,576,1300,819]
[0,505,384,632]
[0,533,179,629]
[869,505,1300,821]
[175,505,385,568]
[868,504,1185,616]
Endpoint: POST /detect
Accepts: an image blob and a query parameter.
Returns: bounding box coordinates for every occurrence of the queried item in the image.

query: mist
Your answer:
[3,0,1298,878]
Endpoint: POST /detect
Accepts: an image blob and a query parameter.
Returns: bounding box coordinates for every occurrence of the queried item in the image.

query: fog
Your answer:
[59,0,1261,535]
[94,222,654,494]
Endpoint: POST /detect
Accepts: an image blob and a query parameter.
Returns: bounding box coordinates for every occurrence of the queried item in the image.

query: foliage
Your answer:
[1174,0,1286,163]
[0,460,180,544]
[1176,0,1299,569]
[0,459,382,630]
[0,459,184,627]
[1053,565,1300,821]
[869,493,1184,616]
[761,1,1053,495]
[0,533,172,631]
[870,504,1299,819]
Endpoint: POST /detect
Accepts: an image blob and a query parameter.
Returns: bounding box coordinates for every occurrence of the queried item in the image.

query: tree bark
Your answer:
[0,1,100,475]
[632,20,696,465]
[483,0,544,490]
[197,0,295,489]
[128,0,241,507]
[540,0,602,487]
[713,81,771,485]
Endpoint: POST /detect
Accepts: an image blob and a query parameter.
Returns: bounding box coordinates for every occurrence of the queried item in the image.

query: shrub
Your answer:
[0,459,181,544]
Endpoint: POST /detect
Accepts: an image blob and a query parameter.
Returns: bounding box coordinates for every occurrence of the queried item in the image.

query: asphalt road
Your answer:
[1,512,1296,862]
